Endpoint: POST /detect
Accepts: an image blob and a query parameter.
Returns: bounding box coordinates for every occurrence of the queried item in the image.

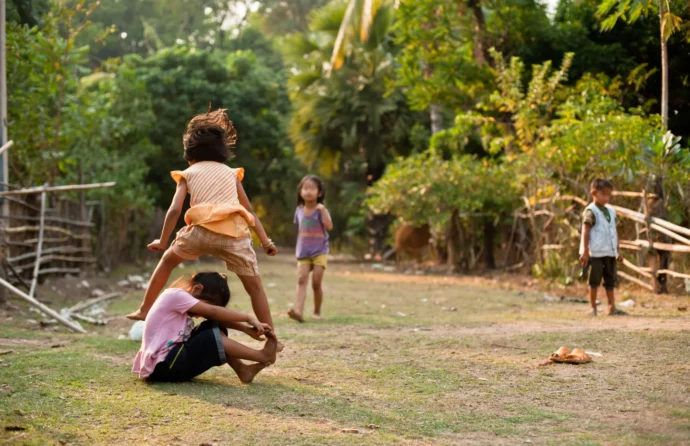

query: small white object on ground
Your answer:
[129,320,145,341]
[618,299,635,308]
[585,351,603,357]
[127,275,145,284]
[371,263,384,270]
[77,280,90,289]
[396,312,407,317]
[381,304,386,309]
[117,334,127,340]
[267,282,277,288]
[117,280,130,287]
[91,289,105,298]
[383,266,395,272]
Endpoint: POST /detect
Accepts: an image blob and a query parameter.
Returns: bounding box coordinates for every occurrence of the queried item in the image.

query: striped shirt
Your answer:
[171,162,254,238]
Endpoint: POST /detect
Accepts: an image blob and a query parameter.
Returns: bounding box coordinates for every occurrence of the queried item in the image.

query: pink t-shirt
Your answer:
[131,288,199,379]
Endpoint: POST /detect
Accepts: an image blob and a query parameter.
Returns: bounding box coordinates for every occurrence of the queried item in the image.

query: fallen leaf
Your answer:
[367,424,381,429]
[341,428,359,434]
[678,304,687,312]
[4,426,26,432]
[50,343,65,349]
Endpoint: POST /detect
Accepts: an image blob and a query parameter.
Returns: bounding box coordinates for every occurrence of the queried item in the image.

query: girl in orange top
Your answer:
[127,110,279,342]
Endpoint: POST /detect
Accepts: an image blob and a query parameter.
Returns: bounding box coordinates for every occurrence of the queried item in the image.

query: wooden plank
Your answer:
[0,182,116,197]
[0,277,86,333]
[617,270,655,291]
[557,195,588,206]
[13,256,97,272]
[5,225,88,238]
[29,190,46,297]
[612,191,658,198]
[7,247,90,263]
[613,205,690,238]
[624,239,690,253]
[656,269,690,280]
[622,258,652,278]
[0,214,94,227]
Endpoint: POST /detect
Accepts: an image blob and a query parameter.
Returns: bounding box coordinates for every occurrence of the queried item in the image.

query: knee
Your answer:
[311,279,322,291]
[297,274,309,287]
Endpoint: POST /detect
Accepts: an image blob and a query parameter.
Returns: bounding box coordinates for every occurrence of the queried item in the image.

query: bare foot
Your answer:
[288,309,304,323]
[237,362,271,384]
[312,313,321,320]
[126,309,148,321]
[262,333,278,364]
[277,342,285,353]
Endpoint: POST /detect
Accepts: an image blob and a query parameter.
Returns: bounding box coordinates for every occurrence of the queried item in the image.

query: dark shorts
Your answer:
[588,257,617,290]
[149,320,227,382]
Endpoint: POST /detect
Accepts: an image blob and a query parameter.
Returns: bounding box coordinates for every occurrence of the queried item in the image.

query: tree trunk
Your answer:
[649,178,670,293]
[658,0,669,126]
[447,209,460,270]
[467,0,487,66]
[430,103,444,135]
[483,216,495,269]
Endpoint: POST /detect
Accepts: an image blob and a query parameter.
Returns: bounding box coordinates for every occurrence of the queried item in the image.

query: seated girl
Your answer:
[132,272,277,383]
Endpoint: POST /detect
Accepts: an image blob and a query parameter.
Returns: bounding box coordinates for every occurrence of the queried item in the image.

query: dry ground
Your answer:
[1,253,689,445]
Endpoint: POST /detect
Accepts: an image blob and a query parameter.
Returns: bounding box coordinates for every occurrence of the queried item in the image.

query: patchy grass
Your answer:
[1,254,689,445]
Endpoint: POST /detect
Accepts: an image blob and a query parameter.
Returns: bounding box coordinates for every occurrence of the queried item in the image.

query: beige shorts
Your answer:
[171,225,259,276]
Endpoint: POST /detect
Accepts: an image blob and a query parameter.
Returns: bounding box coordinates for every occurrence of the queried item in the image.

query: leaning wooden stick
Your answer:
[617,271,655,291]
[29,189,47,298]
[67,292,120,314]
[0,277,86,333]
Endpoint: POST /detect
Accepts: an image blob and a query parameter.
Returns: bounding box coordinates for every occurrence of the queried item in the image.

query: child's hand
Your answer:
[148,239,166,252]
[617,254,623,263]
[245,325,272,341]
[579,252,589,267]
[247,315,272,335]
[316,203,326,211]
[264,244,278,256]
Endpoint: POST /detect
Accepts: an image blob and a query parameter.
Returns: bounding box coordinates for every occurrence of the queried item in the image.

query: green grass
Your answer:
[1,254,689,445]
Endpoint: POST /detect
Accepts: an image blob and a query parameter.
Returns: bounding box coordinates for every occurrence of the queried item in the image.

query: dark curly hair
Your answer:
[297,174,326,206]
[183,108,237,163]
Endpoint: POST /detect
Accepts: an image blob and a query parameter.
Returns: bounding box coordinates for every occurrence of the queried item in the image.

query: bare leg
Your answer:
[237,274,283,352]
[237,274,273,326]
[311,266,325,317]
[588,287,598,315]
[221,331,277,364]
[290,265,311,322]
[127,249,186,321]
[605,289,617,314]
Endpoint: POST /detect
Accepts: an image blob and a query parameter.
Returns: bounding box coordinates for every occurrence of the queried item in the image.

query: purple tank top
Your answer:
[294,206,330,259]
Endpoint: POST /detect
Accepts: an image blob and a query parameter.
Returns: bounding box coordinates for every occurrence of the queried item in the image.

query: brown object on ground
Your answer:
[678,304,687,312]
[549,346,571,362]
[394,224,431,263]
[548,346,592,364]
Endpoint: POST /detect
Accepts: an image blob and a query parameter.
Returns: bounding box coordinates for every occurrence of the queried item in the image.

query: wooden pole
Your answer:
[0,0,8,307]
[29,190,47,297]
[0,182,116,197]
[0,277,86,333]
[0,140,11,156]
[617,271,655,291]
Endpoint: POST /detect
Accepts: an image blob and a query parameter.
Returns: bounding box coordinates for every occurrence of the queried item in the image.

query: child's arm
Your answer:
[148,179,188,252]
[579,223,591,266]
[237,178,278,256]
[316,204,333,231]
[189,300,272,335]
[224,321,269,341]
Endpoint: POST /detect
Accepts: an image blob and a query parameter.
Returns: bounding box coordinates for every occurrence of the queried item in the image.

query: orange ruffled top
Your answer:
[171,162,255,238]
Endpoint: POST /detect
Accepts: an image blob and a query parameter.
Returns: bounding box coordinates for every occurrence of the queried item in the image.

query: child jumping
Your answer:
[579,178,627,316]
[132,272,277,383]
[127,109,279,337]
[288,175,332,323]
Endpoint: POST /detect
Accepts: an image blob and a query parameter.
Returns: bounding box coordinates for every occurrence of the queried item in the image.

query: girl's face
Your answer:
[300,180,321,204]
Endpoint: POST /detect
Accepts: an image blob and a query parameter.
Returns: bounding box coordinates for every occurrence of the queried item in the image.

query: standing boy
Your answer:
[579,178,627,316]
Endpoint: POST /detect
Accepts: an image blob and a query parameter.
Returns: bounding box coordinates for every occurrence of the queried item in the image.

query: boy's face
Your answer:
[591,187,613,205]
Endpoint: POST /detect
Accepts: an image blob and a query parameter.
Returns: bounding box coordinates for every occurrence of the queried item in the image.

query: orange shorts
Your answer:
[171,226,259,276]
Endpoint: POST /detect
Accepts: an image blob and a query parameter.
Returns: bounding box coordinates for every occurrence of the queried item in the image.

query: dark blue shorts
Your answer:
[148,320,227,382]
